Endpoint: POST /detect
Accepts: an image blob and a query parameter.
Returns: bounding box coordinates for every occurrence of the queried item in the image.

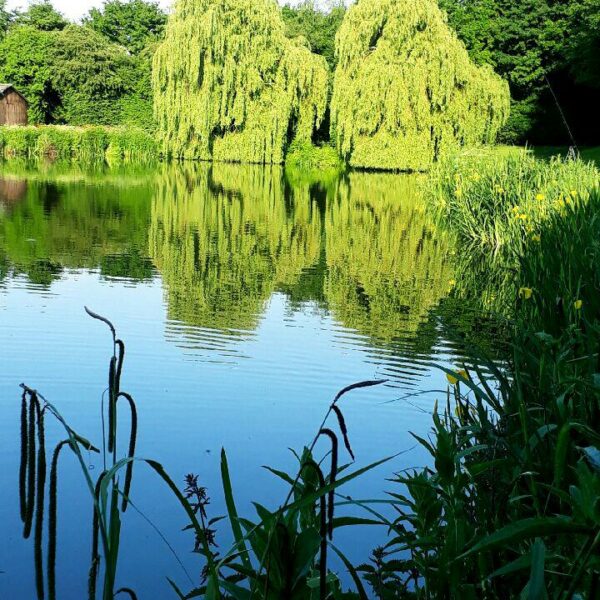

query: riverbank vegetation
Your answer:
[0,125,158,162]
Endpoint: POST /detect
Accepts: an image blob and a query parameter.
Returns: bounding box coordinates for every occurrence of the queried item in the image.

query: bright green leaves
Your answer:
[330,0,510,171]
[153,0,329,163]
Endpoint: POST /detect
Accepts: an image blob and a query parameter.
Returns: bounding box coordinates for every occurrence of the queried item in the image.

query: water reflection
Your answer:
[0,161,482,386]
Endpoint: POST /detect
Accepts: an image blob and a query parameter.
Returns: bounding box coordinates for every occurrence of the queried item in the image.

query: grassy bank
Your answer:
[0,125,158,163]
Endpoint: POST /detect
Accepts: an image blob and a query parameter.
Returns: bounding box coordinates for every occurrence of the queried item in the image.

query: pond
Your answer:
[0,161,500,598]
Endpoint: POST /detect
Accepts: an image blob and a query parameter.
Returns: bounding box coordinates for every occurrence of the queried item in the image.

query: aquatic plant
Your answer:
[330,0,510,171]
[153,0,329,163]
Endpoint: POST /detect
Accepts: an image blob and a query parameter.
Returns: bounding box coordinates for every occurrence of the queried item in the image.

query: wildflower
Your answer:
[574,299,583,310]
[447,369,468,386]
[531,234,541,243]
[519,287,533,300]
[455,188,463,197]
[448,279,456,287]
[536,193,545,201]
[495,185,505,194]
[511,206,520,213]
[570,190,577,196]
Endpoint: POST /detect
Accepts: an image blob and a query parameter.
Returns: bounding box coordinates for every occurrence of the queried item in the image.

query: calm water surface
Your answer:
[0,161,494,598]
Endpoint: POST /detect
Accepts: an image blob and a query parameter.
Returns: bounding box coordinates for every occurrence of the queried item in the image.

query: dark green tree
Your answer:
[84,0,167,55]
[563,0,600,89]
[281,0,345,69]
[0,23,149,126]
[0,26,57,122]
[439,0,600,144]
[13,0,68,31]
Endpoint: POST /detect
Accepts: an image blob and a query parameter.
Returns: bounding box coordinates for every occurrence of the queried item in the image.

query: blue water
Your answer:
[0,163,485,599]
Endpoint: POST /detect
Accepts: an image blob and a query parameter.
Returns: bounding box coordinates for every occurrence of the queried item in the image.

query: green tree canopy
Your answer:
[330,0,510,171]
[281,0,345,69]
[13,0,67,30]
[439,0,600,143]
[0,23,148,126]
[84,0,167,55]
[153,0,329,163]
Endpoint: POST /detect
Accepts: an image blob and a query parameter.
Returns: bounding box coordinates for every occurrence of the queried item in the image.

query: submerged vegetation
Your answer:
[330,0,510,171]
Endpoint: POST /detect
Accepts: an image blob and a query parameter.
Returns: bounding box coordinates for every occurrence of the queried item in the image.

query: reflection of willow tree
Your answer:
[148,164,323,331]
[324,173,453,342]
[0,173,154,285]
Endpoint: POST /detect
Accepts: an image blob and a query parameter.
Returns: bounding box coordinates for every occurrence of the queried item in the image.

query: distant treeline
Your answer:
[0,0,598,146]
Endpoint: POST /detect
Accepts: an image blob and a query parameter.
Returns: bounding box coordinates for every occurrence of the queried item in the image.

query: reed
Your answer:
[0,126,158,163]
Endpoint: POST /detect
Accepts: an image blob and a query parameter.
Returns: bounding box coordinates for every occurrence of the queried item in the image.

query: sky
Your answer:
[6,0,174,20]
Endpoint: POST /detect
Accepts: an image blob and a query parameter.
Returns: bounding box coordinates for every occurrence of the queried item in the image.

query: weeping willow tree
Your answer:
[153,0,329,163]
[330,0,511,171]
[324,173,453,342]
[148,163,323,335]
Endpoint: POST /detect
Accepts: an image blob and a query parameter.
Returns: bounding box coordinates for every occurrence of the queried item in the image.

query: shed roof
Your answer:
[0,84,29,105]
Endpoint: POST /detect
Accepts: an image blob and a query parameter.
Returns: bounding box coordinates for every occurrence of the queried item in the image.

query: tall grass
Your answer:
[431,148,599,253]
[0,126,158,163]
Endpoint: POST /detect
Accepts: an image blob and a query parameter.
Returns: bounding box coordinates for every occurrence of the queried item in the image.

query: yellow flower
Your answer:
[570,190,577,196]
[455,188,463,197]
[531,234,541,243]
[495,186,505,194]
[447,369,468,386]
[536,193,545,201]
[448,279,456,287]
[511,205,520,213]
[574,299,583,310]
[519,287,533,300]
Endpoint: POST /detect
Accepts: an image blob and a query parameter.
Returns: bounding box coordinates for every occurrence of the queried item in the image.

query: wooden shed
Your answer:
[0,84,29,126]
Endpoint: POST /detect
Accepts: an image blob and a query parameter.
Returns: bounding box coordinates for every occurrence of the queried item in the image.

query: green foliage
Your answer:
[84,0,167,55]
[439,0,600,144]
[13,0,67,31]
[0,125,158,162]
[0,26,57,123]
[0,19,155,128]
[281,0,345,69]
[153,0,329,163]
[330,0,510,171]
[431,148,599,254]
[285,141,343,175]
[380,184,600,597]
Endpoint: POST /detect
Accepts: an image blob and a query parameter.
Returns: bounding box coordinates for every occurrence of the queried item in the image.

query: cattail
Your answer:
[108,355,117,454]
[48,440,69,600]
[333,379,387,405]
[24,391,37,539]
[117,393,137,512]
[88,471,107,600]
[319,429,338,540]
[331,405,354,461]
[34,397,46,600]
[19,389,29,523]
[115,340,125,394]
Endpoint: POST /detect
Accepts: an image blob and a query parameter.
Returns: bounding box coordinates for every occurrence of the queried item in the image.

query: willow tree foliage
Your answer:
[330,0,510,171]
[153,0,329,163]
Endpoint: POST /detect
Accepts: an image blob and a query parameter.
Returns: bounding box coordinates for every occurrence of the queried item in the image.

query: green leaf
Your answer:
[460,518,588,558]
[527,539,547,600]
[221,448,252,570]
